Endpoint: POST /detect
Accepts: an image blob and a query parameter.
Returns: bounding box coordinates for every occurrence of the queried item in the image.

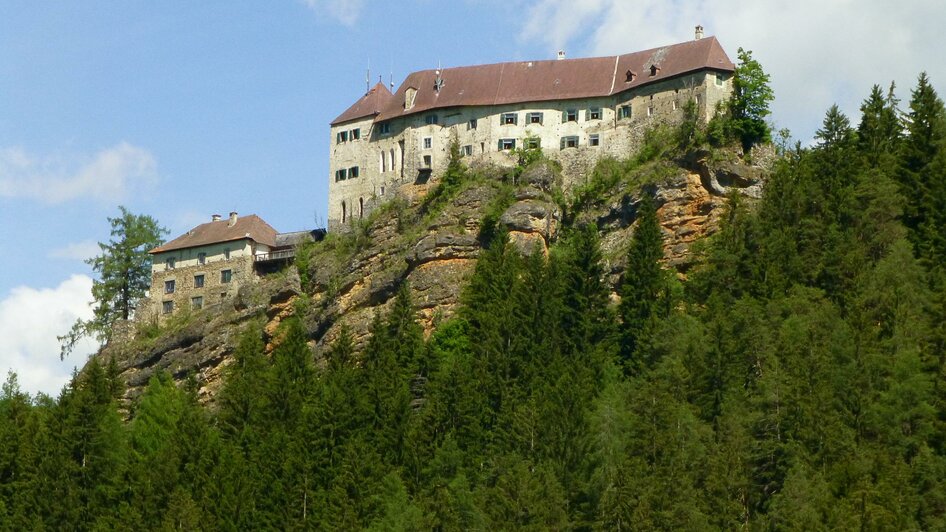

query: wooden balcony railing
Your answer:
[254,249,296,263]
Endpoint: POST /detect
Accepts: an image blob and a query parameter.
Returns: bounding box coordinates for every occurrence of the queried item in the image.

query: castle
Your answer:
[328,27,734,230]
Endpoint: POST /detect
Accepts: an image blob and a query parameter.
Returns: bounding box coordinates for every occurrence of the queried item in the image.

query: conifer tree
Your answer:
[619,193,667,371]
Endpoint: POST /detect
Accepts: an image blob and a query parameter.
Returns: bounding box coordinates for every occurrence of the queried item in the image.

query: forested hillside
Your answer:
[4,73,946,529]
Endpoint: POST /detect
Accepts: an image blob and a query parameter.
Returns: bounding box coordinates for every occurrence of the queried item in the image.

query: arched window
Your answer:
[390,148,396,174]
[359,197,364,218]
[341,201,346,223]
[380,151,385,172]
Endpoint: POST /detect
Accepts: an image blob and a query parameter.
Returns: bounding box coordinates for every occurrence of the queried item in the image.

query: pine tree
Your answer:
[620,193,667,371]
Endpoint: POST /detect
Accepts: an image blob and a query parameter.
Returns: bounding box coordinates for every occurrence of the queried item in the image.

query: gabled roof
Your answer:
[332,36,731,124]
[330,82,394,126]
[149,214,278,254]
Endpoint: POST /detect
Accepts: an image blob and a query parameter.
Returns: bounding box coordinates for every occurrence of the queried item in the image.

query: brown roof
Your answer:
[331,36,733,126]
[149,214,278,254]
[331,82,394,125]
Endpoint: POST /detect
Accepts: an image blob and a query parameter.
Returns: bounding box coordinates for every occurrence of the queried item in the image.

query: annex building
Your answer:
[327,28,734,230]
[147,212,321,321]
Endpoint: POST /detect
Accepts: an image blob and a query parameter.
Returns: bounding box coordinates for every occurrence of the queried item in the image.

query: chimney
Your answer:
[228,212,238,227]
[695,25,704,40]
[557,50,566,61]
[212,214,221,222]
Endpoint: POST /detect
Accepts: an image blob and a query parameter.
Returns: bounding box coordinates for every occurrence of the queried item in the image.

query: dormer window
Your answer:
[650,64,660,76]
[405,87,417,110]
[625,69,636,83]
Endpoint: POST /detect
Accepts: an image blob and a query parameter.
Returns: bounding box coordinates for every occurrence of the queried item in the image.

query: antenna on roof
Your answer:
[434,59,444,93]
[365,56,371,94]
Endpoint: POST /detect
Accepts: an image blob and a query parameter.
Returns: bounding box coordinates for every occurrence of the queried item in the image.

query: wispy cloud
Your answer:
[0,275,96,397]
[0,142,158,204]
[301,0,364,26]
[48,240,100,262]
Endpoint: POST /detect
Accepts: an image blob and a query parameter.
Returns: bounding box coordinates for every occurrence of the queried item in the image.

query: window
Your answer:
[500,112,518,125]
[564,109,578,122]
[462,145,473,156]
[527,112,543,124]
[336,130,348,143]
[335,168,348,182]
[224,248,231,260]
[165,280,175,294]
[162,301,173,314]
[378,122,391,134]
[716,73,724,86]
[192,296,203,310]
[588,108,601,120]
[350,128,360,140]
[499,138,516,150]
[619,105,632,119]
[625,69,636,83]
[197,252,206,265]
[165,257,175,270]
[650,64,660,76]
[422,155,432,168]
[194,274,204,288]
[524,137,541,149]
[221,269,232,283]
[560,136,579,149]
[468,118,477,130]
[425,114,438,125]
[349,166,360,178]
[380,185,385,196]
[423,137,432,149]
[647,106,654,117]
[589,134,600,146]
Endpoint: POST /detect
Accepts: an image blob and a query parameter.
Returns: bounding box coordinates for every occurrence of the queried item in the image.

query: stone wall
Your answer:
[327,70,732,230]
[148,246,256,322]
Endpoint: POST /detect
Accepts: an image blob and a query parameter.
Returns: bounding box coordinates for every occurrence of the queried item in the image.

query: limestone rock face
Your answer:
[98,152,766,406]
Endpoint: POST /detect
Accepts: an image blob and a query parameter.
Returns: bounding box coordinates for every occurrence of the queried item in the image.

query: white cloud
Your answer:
[48,240,100,262]
[301,0,364,26]
[0,142,158,204]
[520,0,946,142]
[0,275,96,398]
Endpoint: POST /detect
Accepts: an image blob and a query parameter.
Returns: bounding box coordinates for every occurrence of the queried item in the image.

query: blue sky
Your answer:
[2,0,944,395]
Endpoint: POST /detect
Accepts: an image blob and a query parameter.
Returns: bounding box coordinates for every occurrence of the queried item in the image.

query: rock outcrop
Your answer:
[98,152,766,405]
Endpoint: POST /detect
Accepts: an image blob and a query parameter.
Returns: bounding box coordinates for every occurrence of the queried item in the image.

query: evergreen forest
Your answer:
[5,73,946,530]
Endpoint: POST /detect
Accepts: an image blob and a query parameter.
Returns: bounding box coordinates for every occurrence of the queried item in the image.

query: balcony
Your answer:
[254,248,296,263]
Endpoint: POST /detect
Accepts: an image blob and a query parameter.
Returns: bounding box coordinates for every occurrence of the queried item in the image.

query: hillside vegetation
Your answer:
[4,74,946,529]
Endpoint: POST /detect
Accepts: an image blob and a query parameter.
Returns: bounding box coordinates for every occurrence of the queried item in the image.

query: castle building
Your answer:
[328,28,735,230]
[147,213,322,320]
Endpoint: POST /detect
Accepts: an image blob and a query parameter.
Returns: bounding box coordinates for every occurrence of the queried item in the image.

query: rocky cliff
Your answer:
[98,149,768,405]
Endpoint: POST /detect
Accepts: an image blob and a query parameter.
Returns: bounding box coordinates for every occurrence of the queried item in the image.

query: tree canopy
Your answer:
[59,206,167,358]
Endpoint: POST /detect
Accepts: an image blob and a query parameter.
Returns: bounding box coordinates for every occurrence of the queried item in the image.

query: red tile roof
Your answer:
[331,82,394,126]
[330,37,733,126]
[149,214,278,254]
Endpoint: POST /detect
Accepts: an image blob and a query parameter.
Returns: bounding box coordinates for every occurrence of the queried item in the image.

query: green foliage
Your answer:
[619,193,670,372]
[59,206,168,358]
[12,74,946,530]
[728,47,775,151]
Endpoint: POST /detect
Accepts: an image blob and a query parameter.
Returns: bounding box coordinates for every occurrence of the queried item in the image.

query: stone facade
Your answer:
[145,213,280,323]
[149,240,259,319]
[328,35,734,230]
